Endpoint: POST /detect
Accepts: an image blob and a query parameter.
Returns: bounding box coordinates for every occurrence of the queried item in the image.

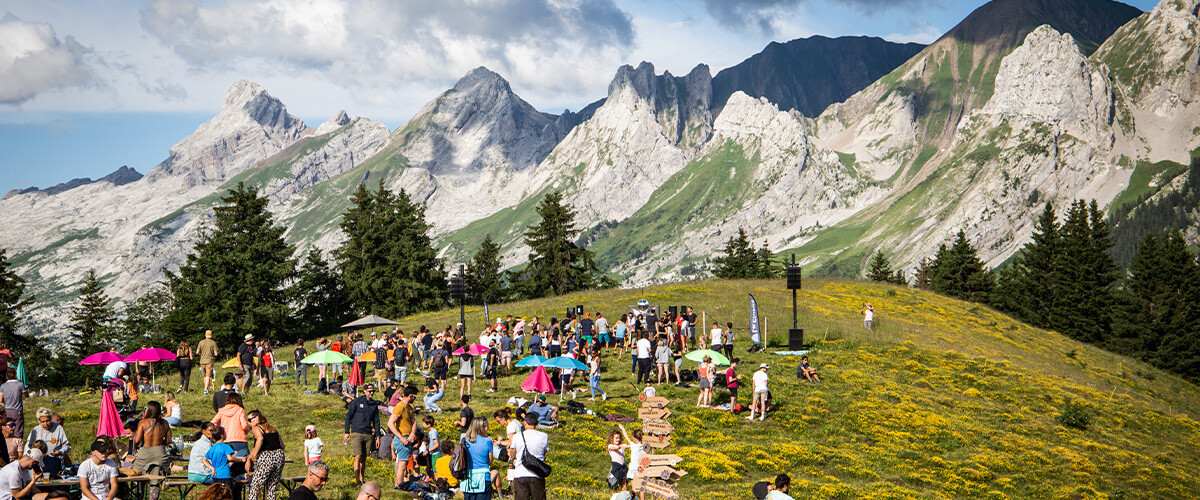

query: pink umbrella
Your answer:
[520,365,556,394]
[452,344,489,356]
[97,389,123,437]
[124,348,177,388]
[79,352,124,366]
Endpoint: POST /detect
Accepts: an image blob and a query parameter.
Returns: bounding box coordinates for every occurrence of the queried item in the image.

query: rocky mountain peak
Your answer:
[453,66,511,94]
[606,62,713,149]
[144,80,312,187]
[315,110,352,135]
[939,0,1142,54]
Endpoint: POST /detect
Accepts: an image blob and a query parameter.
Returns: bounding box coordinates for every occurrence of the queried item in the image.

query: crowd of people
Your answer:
[10,301,818,500]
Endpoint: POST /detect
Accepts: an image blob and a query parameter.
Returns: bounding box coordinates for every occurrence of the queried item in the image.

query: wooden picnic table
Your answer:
[38,473,168,500]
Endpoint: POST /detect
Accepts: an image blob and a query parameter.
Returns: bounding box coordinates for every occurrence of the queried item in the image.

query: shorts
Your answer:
[433,366,448,380]
[260,366,273,380]
[241,365,255,378]
[699,378,711,389]
[753,390,768,406]
[598,334,610,344]
[614,337,625,348]
[348,433,372,457]
[728,386,738,400]
[865,320,873,329]
[393,437,412,461]
[501,351,512,364]
[484,366,496,379]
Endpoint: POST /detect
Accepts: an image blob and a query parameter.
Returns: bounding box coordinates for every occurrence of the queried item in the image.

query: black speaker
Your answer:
[567,308,574,318]
[788,328,805,350]
[449,275,465,301]
[787,266,802,290]
[668,306,678,318]
[576,305,584,316]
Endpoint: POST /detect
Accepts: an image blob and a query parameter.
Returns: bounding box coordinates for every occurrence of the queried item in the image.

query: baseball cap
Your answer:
[90,440,110,454]
[305,425,316,432]
[759,363,769,369]
[26,449,44,467]
[537,395,546,402]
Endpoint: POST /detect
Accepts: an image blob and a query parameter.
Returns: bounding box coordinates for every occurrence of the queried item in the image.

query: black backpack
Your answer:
[434,352,446,368]
[450,437,470,480]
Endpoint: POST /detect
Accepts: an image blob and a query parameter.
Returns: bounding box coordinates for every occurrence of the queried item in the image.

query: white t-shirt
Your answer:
[304,437,324,459]
[0,461,30,500]
[753,370,769,392]
[505,420,522,441]
[595,317,609,334]
[864,308,874,322]
[102,361,126,379]
[611,492,634,500]
[636,338,651,358]
[511,428,549,479]
[710,328,723,346]
[78,458,118,499]
[562,353,575,376]
[627,444,646,479]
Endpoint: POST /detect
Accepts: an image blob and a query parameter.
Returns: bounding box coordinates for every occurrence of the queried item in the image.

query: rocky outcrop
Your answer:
[712,35,925,118]
[144,80,312,189]
[2,166,143,199]
[314,110,352,136]
[607,62,713,150]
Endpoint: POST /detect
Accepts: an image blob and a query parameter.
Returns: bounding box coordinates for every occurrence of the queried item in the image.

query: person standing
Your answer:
[393,340,409,384]
[862,303,874,331]
[709,322,723,351]
[461,417,497,500]
[197,331,219,395]
[236,335,256,392]
[686,307,698,350]
[725,358,741,410]
[293,343,308,389]
[510,413,549,500]
[288,460,328,500]
[723,322,735,359]
[0,369,25,437]
[748,364,769,422]
[587,350,606,401]
[246,410,285,500]
[133,401,171,500]
[387,386,418,489]
[176,341,194,393]
[352,334,370,378]
[211,393,250,459]
[343,383,380,484]
[258,343,275,396]
[635,335,652,385]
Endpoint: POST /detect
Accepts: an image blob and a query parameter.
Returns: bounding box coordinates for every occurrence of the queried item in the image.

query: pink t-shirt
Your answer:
[725,368,738,389]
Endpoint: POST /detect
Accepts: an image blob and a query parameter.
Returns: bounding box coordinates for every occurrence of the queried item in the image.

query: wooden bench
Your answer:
[164,475,306,500]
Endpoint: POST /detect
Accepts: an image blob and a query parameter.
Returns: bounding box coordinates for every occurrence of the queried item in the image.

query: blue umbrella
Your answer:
[544,356,588,371]
[514,355,549,368]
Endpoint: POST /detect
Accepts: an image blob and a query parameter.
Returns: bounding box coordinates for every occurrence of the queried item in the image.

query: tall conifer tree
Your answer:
[68,269,117,356]
[0,249,33,351]
[293,248,354,340]
[466,235,504,304]
[509,191,608,299]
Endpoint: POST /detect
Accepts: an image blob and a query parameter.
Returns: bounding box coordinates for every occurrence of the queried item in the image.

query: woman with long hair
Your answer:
[176,340,194,392]
[246,409,285,500]
[606,427,629,488]
[461,417,498,499]
[211,393,250,459]
[696,355,715,408]
[134,401,172,500]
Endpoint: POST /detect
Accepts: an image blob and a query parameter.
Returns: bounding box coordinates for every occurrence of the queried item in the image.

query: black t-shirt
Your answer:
[396,347,407,367]
[579,319,594,337]
[459,406,475,427]
[421,334,434,350]
[293,347,307,364]
[238,342,255,365]
[289,485,318,500]
[645,313,660,332]
[212,387,238,412]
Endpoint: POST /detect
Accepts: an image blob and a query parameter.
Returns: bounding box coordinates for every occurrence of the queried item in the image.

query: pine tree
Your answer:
[866,250,895,283]
[120,284,173,352]
[163,182,296,348]
[0,249,33,351]
[293,248,354,341]
[1018,203,1062,327]
[914,258,931,290]
[509,191,609,299]
[336,182,447,318]
[68,270,117,356]
[1111,231,1200,379]
[756,241,780,278]
[465,235,504,304]
[713,228,756,279]
[928,231,993,303]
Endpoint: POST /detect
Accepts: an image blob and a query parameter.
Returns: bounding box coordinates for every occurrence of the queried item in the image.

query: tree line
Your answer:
[0,182,611,387]
[865,200,1200,382]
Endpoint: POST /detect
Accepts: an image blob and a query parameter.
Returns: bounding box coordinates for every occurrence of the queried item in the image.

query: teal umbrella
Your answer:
[15,358,25,385]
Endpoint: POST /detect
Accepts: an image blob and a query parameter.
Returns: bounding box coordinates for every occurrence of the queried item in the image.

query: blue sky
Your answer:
[0,0,1159,193]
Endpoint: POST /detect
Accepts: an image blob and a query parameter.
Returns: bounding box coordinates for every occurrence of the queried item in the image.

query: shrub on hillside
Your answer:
[1057,399,1092,430]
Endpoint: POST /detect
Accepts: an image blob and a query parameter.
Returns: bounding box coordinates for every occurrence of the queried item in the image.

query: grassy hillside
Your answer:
[36,279,1200,499]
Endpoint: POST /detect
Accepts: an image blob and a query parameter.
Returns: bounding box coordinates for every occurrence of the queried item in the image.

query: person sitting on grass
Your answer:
[527,396,559,429]
[766,473,795,500]
[432,440,458,491]
[797,356,821,382]
[609,477,632,500]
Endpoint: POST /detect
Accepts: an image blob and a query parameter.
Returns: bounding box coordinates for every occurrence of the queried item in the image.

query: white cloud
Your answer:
[138,0,636,113]
[884,22,942,45]
[0,13,95,105]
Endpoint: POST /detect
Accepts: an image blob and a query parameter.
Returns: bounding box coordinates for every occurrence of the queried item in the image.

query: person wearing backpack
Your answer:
[430,341,450,391]
[509,412,550,500]
[458,417,498,499]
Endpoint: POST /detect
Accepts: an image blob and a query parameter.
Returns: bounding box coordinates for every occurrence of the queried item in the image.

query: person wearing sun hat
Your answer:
[748,364,770,422]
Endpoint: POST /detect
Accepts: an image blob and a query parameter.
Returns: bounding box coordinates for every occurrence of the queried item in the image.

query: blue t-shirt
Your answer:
[499,336,512,351]
[426,428,439,449]
[466,436,492,471]
[205,442,235,479]
[614,323,626,338]
[528,403,555,425]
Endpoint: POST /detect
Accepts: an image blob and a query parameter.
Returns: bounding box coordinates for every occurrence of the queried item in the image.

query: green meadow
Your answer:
[36,279,1200,499]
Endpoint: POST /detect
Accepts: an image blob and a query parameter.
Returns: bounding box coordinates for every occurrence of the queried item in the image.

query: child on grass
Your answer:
[303,425,323,464]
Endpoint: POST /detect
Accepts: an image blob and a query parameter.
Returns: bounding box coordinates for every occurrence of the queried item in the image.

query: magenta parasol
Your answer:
[79,352,124,366]
[520,365,556,394]
[123,348,177,362]
[452,344,489,356]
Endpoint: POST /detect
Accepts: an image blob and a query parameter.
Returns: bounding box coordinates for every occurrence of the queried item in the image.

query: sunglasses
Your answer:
[309,471,328,481]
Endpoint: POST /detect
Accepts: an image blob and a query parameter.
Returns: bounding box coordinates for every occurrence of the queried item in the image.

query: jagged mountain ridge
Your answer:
[711,35,926,118]
[9,0,1200,339]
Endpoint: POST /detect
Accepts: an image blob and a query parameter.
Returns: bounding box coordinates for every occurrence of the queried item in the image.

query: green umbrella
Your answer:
[684,349,730,366]
[15,358,25,385]
[300,351,353,364]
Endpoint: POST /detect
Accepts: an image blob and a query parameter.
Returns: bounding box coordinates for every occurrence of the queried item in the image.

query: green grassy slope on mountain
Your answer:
[36,279,1200,499]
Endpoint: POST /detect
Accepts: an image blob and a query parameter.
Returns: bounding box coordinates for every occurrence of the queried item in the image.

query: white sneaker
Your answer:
[746,414,755,420]
[602,394,607,401]
[759,416,765,421]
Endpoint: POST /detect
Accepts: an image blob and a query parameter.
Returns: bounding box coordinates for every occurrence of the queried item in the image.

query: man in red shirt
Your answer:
[725,358,741,410]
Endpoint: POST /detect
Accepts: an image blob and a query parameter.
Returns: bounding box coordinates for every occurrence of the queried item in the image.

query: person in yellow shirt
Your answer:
[388,386,419,489]
[433,440,458,488]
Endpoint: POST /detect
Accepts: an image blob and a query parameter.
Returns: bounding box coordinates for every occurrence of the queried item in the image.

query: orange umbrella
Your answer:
[356,350,396,362]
